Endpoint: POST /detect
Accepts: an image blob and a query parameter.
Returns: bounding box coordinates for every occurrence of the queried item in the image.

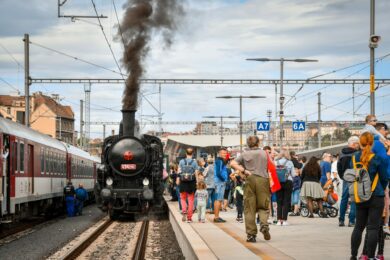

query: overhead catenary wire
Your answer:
[284,52,390,107]
[29,41,124,76]
[0,77,20,93]
[90,0,125,81]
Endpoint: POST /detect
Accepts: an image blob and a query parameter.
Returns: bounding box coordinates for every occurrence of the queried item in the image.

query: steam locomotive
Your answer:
[95,110,165,219]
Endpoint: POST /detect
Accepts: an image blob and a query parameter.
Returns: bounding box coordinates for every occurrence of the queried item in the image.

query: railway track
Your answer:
[50,219,150,260]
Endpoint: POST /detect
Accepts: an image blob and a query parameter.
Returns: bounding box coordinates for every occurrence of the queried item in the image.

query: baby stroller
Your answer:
[300,179,339,218]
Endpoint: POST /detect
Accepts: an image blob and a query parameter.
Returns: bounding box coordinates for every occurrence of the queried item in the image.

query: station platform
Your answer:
[165,198,390,260]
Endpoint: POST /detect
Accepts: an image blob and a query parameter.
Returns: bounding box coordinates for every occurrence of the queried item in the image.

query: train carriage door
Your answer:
[28,144,34,195]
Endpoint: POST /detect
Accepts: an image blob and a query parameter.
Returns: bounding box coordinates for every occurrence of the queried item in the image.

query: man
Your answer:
[362,115,390,146]
[320,152,332,187]
[337,136,360,227]
[213,147,228,223]
[177,148,198,223]
[231,136,271,242]
[75,183,88,216]
[64,181,76,217]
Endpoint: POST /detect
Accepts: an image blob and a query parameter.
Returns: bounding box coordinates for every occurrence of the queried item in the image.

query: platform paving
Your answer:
[167,199,390,260]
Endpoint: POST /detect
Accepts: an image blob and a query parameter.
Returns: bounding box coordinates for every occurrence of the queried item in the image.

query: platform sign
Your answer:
[256,121,270,131]
[292,121,306,132]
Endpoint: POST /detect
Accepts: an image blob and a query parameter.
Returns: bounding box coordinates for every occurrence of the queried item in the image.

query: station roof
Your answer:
[167,135,243,148]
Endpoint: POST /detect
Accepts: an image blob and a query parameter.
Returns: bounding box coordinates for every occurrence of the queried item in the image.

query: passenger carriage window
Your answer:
[20,142,24,173]
[40,148,44,175]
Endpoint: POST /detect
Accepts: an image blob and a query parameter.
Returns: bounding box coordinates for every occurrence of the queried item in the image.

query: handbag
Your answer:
[266,153,281,193]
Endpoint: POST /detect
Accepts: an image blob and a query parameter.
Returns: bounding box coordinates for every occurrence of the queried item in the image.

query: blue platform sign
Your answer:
[292,121,306,132]
[256,121,270,131]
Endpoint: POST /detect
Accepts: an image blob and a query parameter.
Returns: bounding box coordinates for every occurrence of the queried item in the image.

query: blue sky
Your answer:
[0,0,390,138]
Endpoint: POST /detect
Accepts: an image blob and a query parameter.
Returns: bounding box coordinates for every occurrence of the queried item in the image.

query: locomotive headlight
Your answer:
[106,177,114,186]
[142,178,150,186]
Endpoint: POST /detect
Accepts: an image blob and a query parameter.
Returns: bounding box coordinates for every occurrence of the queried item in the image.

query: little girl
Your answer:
[195,181,208,223]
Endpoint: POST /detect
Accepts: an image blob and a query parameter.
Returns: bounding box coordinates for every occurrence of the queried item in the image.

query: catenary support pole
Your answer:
[80,99,84,149]
[370,0,376,115]
[318,92,322,148]
[279,59,284,148]
[239,96,243,153]
[24,34,30,127]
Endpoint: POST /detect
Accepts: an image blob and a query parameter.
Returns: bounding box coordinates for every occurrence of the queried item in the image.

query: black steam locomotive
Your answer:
[95,110,165,219]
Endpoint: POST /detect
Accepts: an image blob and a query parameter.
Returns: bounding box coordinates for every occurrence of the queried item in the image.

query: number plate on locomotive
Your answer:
[121,164,137,170]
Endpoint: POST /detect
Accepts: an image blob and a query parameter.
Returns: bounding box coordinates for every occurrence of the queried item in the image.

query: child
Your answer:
[230,170,244,223]
[195,181,208,223]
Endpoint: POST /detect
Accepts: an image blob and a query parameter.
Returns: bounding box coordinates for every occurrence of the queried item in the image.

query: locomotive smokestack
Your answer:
[121,109,136,137]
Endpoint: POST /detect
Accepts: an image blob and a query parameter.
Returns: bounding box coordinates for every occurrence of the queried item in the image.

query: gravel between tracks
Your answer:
[76,221,139,260]
[145,220,184,260]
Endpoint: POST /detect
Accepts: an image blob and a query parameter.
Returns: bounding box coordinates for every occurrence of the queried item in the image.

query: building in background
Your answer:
[0,92,75,144]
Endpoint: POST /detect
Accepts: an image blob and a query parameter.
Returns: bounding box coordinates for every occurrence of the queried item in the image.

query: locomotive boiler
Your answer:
[96,110,165,219]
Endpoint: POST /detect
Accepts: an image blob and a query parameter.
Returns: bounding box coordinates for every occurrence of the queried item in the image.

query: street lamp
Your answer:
[203,116,240,147]
[215,96,266,153]
[246,58,318,148]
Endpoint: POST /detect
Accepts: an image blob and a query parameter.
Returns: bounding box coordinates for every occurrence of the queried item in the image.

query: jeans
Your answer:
[291,189,300,206]
[339,182,356,224]
[180,192,195,220]
[351,196,384,258]
[197,202,206,221]
[75,200,84,215]
[276,180,293,220]
[236,190,243,218]
[176,186,182,211]
[65,196,75,217]
[215,182,226,201]
[207,188,215,210]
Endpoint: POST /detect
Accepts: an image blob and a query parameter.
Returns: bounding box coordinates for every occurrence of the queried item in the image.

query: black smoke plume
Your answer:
[119,0,184,110]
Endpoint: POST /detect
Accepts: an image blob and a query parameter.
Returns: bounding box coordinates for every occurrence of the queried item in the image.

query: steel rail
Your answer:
[132,221,149,260]
[63,218,114,260]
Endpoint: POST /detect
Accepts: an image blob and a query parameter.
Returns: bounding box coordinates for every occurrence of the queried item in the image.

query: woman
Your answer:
[300,157,327,218]
[350,132,388,260]
[203,157,215,213]
[275,149,296,226]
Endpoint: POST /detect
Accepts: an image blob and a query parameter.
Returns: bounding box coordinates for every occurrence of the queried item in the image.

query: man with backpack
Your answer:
[75,183,88,216]
[177,148,198,223]
[337,136,360,227]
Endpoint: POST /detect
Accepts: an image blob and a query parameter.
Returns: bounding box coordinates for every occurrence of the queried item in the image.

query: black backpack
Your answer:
[180,159,196,182]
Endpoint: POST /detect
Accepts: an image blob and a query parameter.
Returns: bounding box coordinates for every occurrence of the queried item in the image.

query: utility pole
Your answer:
[352,83,355,118]
[158,83,162,136]
[24,34,30,127]
[318,92,322,148]
[84,83,91,150]
[267,109,272,145]
[239,96,243,152]
[280,59,285,148]
[103,124,106,140]
[80,99,84,149]
[370,0,376,115]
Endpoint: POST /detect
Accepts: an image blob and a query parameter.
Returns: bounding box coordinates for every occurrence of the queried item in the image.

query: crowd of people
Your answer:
[166,114,390,260]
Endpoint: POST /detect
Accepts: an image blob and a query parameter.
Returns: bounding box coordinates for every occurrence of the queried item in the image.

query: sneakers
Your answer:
[289,212,300,216]
[358,255,368,260]
[283,221,289,226]
[246,235,256,243]
[187,218,193,223]
[376,255,384,260]
[308,214,314,218]
[236,217,243,223]
[339,221,345,227]
[214,217,226,223]
[260,228,271,241]
[348,223,355,227]
[182,213,187,222]
[276,220,283,226]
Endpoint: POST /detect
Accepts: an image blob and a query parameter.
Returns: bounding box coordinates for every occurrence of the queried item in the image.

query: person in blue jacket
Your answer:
[213,147,228,223]
[75,183,89,216]
[350,132,389,260]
